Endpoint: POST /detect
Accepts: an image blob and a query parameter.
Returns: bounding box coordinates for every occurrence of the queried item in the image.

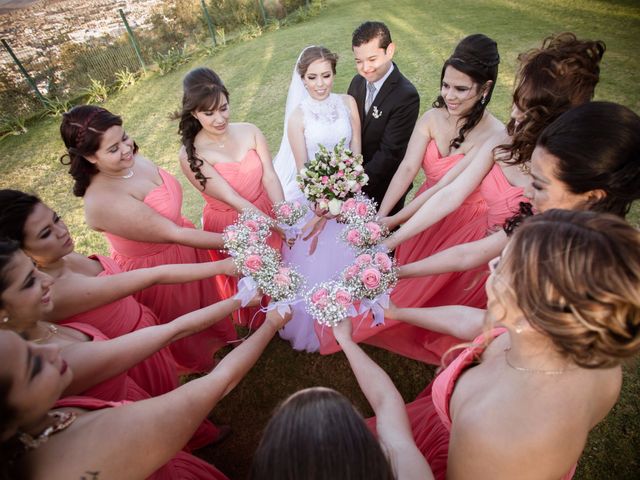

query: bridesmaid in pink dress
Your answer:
[177,68,285,327]
[0,304,290,478]
[367,210,640,479]
[0,244,257,452]
[60,105,237,373]
[319,34,605,362]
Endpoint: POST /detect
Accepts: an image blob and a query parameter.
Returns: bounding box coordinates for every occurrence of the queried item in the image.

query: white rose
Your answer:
[317,198,329,211]
[354,164,364,173]
[328,198,343,216]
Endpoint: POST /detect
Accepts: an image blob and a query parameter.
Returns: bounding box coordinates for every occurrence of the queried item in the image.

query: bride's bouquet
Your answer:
[297,139,369,216]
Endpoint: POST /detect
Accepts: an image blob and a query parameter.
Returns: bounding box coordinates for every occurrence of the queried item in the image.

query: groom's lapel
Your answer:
[363,66,400,130]
[355,78,367,119]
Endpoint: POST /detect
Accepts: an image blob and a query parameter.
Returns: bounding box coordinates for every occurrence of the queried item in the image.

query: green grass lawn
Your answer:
[1,0,639,478]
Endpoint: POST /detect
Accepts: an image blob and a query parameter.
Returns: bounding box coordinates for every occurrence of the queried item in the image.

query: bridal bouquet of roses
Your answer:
[297,138,369,216]
[223,209,273,256]
[262,264,305,315]
[341,250,398,327]
[340,220,389,253]
[305,280,357,328]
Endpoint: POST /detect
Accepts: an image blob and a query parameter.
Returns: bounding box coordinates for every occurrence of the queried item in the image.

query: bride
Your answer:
[274,46,361,352]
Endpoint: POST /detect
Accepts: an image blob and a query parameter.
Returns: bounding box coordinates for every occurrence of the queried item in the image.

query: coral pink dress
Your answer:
[318,141,526,363]
[103,168,237,372]
[59,255,178,397]
[61,321,219,451]
[367,329,576,480]
[54,396,228,479]
[201,149,282,328]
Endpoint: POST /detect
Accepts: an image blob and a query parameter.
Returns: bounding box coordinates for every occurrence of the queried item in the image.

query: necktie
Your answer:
[365,82,376,114]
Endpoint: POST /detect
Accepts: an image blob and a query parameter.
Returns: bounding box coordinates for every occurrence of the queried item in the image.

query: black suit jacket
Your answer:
[348,63,420,216]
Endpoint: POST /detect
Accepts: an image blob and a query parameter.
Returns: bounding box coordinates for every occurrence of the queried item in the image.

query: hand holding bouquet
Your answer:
[273,200,309,244]
[297,139,368,217]
[305,281,357,328]
[341,250,398,326]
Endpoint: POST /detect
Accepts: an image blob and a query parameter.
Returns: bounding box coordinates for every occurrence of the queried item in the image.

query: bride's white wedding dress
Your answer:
[275,93,357,352]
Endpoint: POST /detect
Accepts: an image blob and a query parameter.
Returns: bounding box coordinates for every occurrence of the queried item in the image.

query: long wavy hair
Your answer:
[59,105,139,197]
[501,209,640,369]
[433,33,500,150]
[0,190,40,246]
[497,32,605,165]
[176,67,230,189]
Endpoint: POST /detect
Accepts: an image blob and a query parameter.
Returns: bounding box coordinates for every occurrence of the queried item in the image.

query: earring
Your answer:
[2,316,8,323]
[480,96,487,105]
[514,319,526,334]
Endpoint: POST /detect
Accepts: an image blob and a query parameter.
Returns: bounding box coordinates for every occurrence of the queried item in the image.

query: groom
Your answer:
[348,21,420,216]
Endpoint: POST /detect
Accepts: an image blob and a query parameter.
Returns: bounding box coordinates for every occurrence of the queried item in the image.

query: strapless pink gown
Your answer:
[62,321,219,452]
[103,168,237,372]
[54,396,229,479]
[59,255,177,397]
[318,141,526,363]
[202,149,282,328]
[366,329,575,479]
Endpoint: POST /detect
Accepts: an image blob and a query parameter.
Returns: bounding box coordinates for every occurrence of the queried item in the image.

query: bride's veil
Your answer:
[273,46,314,200]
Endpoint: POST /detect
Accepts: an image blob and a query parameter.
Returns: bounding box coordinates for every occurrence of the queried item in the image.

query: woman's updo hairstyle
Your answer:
[296,46,339,78]
[536,101,640,217]
[249,387,395,480]
[177,67,230,189]
[0,190,41,246]
[433,33,500,150]
[60,105,139,197]
[500,32,605,165]
[502,209,640,369]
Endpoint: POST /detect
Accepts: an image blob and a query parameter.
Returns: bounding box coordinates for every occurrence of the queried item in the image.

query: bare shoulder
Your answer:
[233,122,260,135]
[340,93,357,108]
[178,144,187,162]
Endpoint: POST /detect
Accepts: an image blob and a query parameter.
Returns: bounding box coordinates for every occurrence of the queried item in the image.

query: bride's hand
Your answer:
[302,216,328,255]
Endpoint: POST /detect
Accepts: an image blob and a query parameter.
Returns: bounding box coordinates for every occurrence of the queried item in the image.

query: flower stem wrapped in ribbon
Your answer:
[305,281,358,328]
[341,250,398,327]
[296,138,369,216]
[272,200,309,243]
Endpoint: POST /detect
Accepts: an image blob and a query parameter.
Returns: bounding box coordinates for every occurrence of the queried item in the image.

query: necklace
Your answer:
[102,169,135,179]
[19,411,77,451]
[32,323,58,343]
[504,346,568,375]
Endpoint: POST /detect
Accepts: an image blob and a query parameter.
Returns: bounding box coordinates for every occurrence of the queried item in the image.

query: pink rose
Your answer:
[344,264,360,280]
[356,202,369,217]
[337,171,344,177]
[279,204,292,217]
[321,176,329,184]
[245,220,259,232]
[353,183,362,192]
[278,267,291,276]
[346,229,362,245]
[248,233,259,244]
[360,268,381,290]
[244,254,263,272]
[311,287,328,304]
[374,252,392,272]
[274,273,291,286]
[366,222,381,241]
[342,198,356,213]
[335,289,352,306]
[355,253,372,266]
[225,230,237,240]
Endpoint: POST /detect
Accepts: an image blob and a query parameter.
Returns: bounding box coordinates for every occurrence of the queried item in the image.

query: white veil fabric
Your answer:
[272,47,313,201]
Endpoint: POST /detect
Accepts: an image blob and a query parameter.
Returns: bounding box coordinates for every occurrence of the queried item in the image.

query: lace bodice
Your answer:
[301,93,352,159]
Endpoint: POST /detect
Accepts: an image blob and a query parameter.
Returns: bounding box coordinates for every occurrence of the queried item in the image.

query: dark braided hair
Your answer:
[59,105,139,197]
[433,34,500,150]
[497,32,605,166]
[176,67,230,189]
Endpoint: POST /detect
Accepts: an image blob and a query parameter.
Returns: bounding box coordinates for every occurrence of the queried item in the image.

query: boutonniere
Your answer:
[372,106,382,119]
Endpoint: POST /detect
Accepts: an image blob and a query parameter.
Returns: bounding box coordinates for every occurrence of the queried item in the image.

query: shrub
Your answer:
[0,115,27,140]
[83,77,109,103]
[114,68,139,91]
[42,97,72,117]
[154,45,193,75]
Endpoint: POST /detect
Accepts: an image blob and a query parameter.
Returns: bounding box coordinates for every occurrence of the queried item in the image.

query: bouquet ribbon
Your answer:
[264,298,303,317]
[358,292,390,327]
[280,224,302,243]
[234,276,259,307]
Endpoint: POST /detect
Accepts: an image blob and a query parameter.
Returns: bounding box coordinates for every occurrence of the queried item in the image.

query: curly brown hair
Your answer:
[176,67,230,189]
[497,32,605,166]
[502,209,640,369]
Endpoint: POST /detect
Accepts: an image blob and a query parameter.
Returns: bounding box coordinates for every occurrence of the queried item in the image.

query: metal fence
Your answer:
[0,0,312,126]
